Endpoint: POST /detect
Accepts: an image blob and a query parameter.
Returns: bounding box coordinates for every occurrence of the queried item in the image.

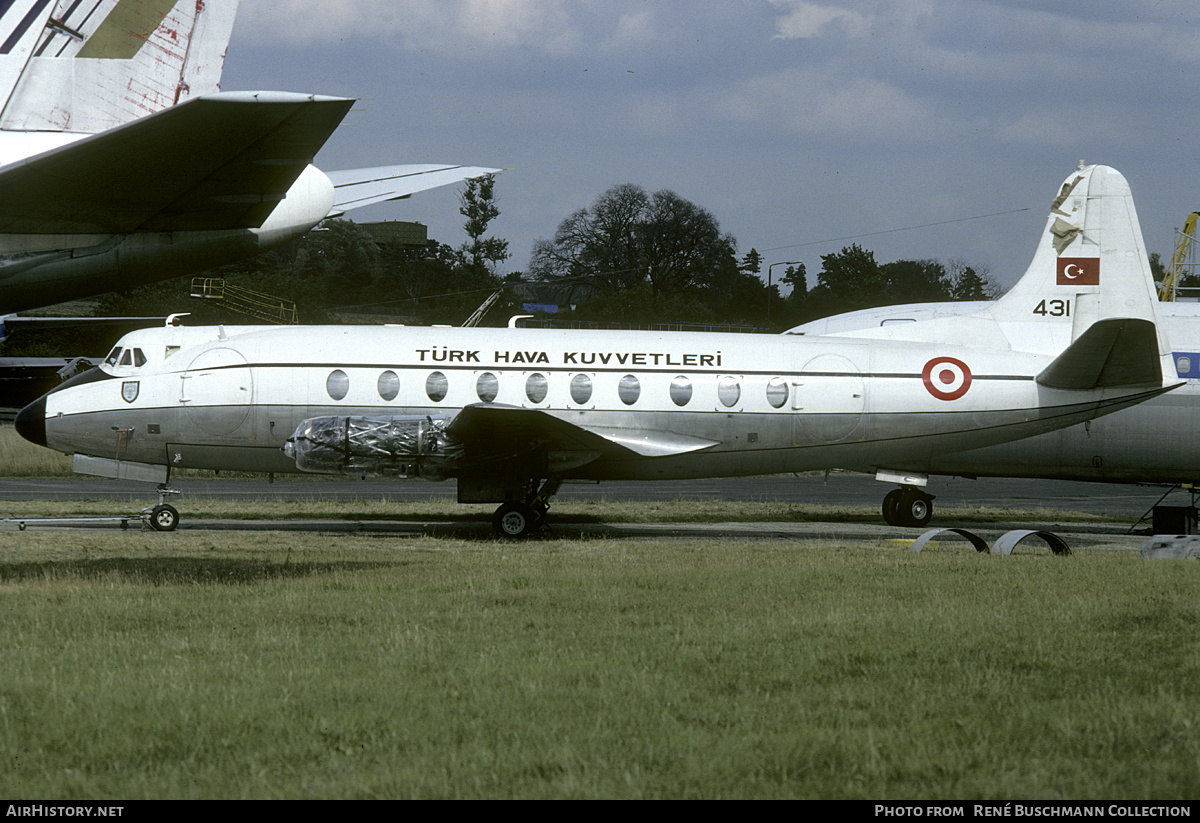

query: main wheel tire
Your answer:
[882,489,903,525]
[896,490,933,528]
[149,504,179,532]
[493,502,537,538]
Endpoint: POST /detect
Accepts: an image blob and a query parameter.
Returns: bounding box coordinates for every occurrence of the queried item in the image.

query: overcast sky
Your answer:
[221,1,1199,294]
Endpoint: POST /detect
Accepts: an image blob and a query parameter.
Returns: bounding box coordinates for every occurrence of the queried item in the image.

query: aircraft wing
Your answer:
[447,404,720,462]
[325,164,503,215]
[0,91,354,234]
[284,404,720,479]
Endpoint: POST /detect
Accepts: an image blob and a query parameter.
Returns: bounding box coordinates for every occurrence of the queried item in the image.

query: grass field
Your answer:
[0,524,1197,799]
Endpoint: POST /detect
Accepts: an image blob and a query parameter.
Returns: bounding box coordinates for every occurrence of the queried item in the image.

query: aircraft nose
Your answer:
[14,395,46,447]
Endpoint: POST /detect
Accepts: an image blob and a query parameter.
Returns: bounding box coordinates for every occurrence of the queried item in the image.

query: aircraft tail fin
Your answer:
[0,2,57,114]
[984,164,1165,354]
[0,0,239,134]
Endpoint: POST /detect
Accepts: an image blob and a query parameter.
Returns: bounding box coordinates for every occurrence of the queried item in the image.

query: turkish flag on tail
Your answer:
[1056,257,1099,285]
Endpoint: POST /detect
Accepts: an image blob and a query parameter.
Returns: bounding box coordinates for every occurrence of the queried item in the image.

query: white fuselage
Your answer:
[20,322,1168,483]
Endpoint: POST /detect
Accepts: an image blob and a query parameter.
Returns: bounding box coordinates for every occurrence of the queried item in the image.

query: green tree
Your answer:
[808,244,886,313]
[947,259,999,301]
[529,184,743,321]
[881,259,950,303]
[740,248,763,277]
[530,183,654,303]
[458,174,509,275]
[778,262,808,326]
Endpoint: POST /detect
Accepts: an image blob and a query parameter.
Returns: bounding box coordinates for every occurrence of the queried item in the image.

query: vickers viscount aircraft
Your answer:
[0,0,498,316]
[14,165,1182,536]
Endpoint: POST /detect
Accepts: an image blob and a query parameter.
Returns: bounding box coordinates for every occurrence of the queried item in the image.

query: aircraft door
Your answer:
[180,347,254,436]
[793,353,866,443]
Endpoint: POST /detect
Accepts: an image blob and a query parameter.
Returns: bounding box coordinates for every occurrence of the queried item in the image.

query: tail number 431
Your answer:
[1033,299,1070,317]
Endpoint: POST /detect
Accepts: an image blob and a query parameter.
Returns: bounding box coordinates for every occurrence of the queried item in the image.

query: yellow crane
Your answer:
[1158,212,1199,301]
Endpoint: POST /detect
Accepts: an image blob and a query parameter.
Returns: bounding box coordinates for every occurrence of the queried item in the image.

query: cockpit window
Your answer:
[108,346,147,368]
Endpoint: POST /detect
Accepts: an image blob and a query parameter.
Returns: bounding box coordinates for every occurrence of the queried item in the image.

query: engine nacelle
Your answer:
[283,415,461,479]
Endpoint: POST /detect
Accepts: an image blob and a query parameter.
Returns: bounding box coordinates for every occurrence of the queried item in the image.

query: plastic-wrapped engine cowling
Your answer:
[283,415,461,478]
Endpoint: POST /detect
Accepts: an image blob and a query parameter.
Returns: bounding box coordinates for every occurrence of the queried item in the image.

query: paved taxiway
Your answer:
[0,473,1184,549]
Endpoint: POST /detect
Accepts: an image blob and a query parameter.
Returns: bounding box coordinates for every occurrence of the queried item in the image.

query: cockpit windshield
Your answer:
[105,347,147,368]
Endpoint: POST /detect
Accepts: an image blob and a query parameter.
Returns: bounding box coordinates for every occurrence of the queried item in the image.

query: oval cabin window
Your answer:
[425,371,448,402]
[525,373,548,403]
[669,376,692,407]
[570,374,593,404]
[476,372,499,402]
[766,377,788,408]
[618,374,641,405]
[326,370,349,401]
[717,377,741,408]
[377,370,400,401]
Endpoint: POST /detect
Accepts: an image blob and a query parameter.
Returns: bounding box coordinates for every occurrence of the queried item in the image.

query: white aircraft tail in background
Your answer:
[0,0,500,320]
[0,0,236,134]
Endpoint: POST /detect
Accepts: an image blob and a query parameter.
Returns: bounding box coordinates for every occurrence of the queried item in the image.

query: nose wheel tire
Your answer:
[149,504,179,532]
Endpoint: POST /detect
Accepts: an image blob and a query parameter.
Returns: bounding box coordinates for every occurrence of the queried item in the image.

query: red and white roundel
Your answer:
[922,356,972,401]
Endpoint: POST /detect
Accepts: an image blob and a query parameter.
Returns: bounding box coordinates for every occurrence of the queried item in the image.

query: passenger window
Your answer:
[766,377,788,408]
[377,370,400,401]
[717,376,741,408]
[669,376,692,406]
[618,374,640,405]
[426,371,448,402]
[476,372,499,403]
[525,373,548,403]
[570,374,593,404]
[326,369,349,401]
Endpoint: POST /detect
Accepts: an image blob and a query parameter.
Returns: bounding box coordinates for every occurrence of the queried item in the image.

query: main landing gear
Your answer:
[492,478,561,539]
[882,486,935,528]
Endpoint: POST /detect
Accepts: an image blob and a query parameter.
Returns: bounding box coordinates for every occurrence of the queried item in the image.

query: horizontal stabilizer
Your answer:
[0,91,353,233]
[447,403,719,460]
[1036,318,1162,390]
[326,164,503,215]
